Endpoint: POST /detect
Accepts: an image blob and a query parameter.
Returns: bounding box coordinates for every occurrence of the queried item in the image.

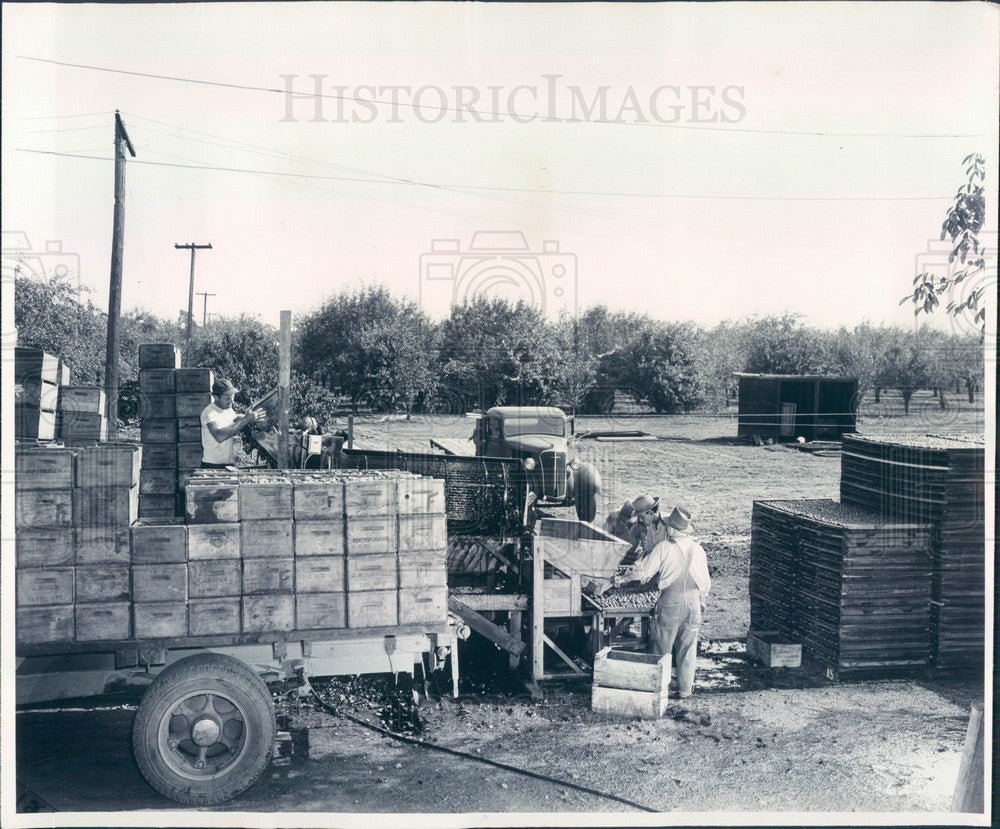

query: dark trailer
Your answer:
[735,373,858,442]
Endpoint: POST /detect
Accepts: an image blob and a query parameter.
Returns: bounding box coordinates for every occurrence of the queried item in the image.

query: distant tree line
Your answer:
[14,276,985,425]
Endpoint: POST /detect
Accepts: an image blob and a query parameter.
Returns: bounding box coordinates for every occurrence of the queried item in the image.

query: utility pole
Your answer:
[278,310,291,469]
[196,291,216,327]
[175,242,212,366]
[104,111,135,441]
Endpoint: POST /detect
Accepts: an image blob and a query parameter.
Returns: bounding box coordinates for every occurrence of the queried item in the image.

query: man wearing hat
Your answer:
[200,379,265,468]
[614,505,711,698]
[629,494,670,560]
[603,500,638,543]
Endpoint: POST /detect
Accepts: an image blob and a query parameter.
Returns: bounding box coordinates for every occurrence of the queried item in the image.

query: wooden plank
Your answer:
[139,393,175,420]
[396,477,445,514]
[175,394,210,420]
[398,549,448,587]
[343,478,396,516]
[429,438,476,456]
[74,485,138,528]
[449,591,529,611]
[140,419,178,444]
[176,418,202,443]
[141,443,177,470]
[174,367,214,393]
[448,597,526,656]
[177,443,202,469]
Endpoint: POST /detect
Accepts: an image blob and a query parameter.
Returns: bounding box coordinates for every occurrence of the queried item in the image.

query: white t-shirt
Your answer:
[200,402,239,464]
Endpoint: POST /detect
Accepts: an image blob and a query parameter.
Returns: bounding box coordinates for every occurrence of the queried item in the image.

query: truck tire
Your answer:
[132,652,275,806]
[573,463,601,523]
[575,490,598,523]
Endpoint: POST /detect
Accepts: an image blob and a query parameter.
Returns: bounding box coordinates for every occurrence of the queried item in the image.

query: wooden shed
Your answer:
[735,373,858,442]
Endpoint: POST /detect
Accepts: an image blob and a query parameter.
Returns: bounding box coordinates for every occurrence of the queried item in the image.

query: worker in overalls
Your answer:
[614,506,711,699]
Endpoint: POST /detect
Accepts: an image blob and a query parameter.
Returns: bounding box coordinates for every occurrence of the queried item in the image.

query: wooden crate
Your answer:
[345,516,397,555]
[16,528,75,567]
[343,478,396,516]
[347,554,397,592]
[139,468,177,496]
[141,444,177,470]
[16,380,60,410]
[239,481,293,520]
[75,564,131,602]
[58,412,108,442]
[296,593,346,629]
[398,585,448,625]
[139,393,175,420]
[73,485,138,527]
[138,343,180,369]
[242,595,294,633]
[177,443,203,469]
[14,405,57,441]
[57,387,106,413]
[240,520,293,558]
[188,559,242,598]
[139,368,175,394]
[398,549,448,588]
[131,524,187,563]
[134,602,187,638]
[15,447,76,490]
[348,590,398,628]
[398,513,447,552]
[17,606,74,646]
[189,598,241,636]
[76,603,130,641]
[139,494,178,521]
[15,348,61,384]
[187,524,241,559]
[140,419,178,444]
[76,444,142,488]
[185,483,239,524]
[591,648,671,718]
[133,563,187,602]
[15,489,73,527]
[293,522,345,556]
[746,631,802,668]
[174,367,214,392]
[174,393,211,419]
[542,573,582,616]
[17,567,75,607]
[75,526,130,564]
[295,556,345,593]
[242,558,294,594]
[176,418,202,444]
[293,481,344,520]
[396,477,445,515]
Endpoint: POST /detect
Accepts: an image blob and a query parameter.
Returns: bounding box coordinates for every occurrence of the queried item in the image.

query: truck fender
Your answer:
[574,462,602,496]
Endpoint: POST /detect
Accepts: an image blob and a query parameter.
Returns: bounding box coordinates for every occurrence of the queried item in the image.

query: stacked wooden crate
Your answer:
[14,348,64,440]
[57,386,108,445]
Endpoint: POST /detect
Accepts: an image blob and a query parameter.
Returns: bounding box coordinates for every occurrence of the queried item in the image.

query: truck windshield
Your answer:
[502,416,565,438]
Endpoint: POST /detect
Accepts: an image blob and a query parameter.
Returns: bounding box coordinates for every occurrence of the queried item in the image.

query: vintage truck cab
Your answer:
[473,406,601,522]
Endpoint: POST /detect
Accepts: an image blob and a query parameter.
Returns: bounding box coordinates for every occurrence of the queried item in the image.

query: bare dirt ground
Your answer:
[15,392,987,820]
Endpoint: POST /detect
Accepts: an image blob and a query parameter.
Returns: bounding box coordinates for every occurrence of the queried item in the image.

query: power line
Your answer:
[15,55,988,139]
[19,124,108,134]
[14,109,114,121]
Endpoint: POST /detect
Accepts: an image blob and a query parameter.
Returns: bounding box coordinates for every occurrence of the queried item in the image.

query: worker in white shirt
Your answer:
[614,506,711,699]
[200,378,265,468]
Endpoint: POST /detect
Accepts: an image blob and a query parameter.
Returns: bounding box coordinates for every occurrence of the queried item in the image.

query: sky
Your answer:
[2,2,998,334]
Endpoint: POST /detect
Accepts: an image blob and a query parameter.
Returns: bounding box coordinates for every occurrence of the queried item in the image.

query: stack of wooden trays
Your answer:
[748,500,802,638]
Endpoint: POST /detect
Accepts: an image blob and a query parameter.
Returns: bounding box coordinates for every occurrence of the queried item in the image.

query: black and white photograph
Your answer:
[1,1,996,826]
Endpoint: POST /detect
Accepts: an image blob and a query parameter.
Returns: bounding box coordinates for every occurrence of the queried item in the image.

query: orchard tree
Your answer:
[741,313,824,375]
[616,323,702,414]
[692,320,745,410]
[188,315,279,406]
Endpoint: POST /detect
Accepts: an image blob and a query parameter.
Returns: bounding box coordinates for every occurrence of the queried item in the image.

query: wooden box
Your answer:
[74,485,138,527]
[15,348,61,384]
[295,556,345,593]
[138,343,180,369]
[188,524,241,559]
[141,443,178,470]
[398,513,447,552]
[16,528,75,567]
[189,598,241,636]
[294,522,345,556]
[17,606,74,646]
[747,631,802,668]
[134,602,187,638]
[131,524,187,563]
[241,520,293,559]
[345,516,397,555]
[75,526,131,564]
[176,418,202,443]
[242,595,294,633]
[75,564,131,602]
[133,563,187,602]
[348,590,398,628]
[17,567,75,607]
[76,603,130,641]
[185,484,239,524]
[591,648,671,718]
[57,412,108,442]
[139,468,177,496]
[239,481,293,520]
[16,489,73,527]
[174,367,214,393]
[343,478,397,516]
[15,405,57,441]
[398,585,448,625]
[242,558,294,594]
[188,560,242,598]
[140,419,178,444]
[174,393,211,419]
[139,368,175,394]
[347,554,397,592]
[139,494,179,520]
[16,380,59,410]
[177,443,203,469]
[293,481,344,520]
[396,477,445,515]
[398,549,448,588]
[296,593,346,630]
[57,386,106,413]
[543,573,582,616]
[139,393,175,420]
[76,444,142,488]
[15,447,75,490]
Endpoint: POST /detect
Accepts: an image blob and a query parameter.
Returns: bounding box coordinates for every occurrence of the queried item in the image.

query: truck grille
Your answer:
[541,450,566,500]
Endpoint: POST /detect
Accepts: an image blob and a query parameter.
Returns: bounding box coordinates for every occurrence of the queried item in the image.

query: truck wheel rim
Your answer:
[157,691,250,781]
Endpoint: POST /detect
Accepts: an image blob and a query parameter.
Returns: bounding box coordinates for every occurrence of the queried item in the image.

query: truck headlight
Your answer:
[569,458,580,470]
[523,457,536,471]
